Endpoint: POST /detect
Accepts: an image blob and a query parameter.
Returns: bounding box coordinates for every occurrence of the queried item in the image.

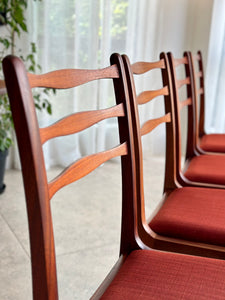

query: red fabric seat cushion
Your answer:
[200,133,225,153]
[102,249,225,299]
[184,154,225,185]
[149,187,225,246]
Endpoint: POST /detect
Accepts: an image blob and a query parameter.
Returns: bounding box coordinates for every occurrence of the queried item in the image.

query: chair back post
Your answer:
[183,51,197,159]
[188,51,205,142]
[160,52,179,192]
[166,52,182,185]
[3,56,57,299]
[3,53,145,299]
[122,53,181,248]
[197,51,205,137]
[121,54,150,247]
[110,53,142,255]
[167,52,197,184]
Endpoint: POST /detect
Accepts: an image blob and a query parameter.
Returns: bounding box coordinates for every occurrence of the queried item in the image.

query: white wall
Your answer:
[147,0,214,155]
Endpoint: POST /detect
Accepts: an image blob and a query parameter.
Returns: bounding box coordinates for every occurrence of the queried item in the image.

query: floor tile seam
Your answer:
[56,241,118,258]
[0,210,30,258]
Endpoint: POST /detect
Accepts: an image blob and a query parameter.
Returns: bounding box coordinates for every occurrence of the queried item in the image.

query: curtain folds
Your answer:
[205,0,225,133]
[7,0,214,168]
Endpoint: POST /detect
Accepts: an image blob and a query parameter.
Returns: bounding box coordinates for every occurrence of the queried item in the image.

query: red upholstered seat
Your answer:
[102,249,225,299]
[184,154,225,185]
[149,187,225,246]
[200,134,225,153]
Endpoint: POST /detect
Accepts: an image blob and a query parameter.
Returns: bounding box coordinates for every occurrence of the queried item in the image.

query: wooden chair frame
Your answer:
[167,51,225,189]
[3,54,148,299]
[168,52,198,184]
[5,52,225,300]
[122,53,225,260]
[188,51,225,155]
[190,51,206,150]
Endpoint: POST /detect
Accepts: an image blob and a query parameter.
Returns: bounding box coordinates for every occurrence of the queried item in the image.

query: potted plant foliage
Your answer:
[0,0,53,193]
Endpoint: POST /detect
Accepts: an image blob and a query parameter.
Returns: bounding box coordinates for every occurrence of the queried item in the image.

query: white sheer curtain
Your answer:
[9,0,214,168]
[205,0,225,133]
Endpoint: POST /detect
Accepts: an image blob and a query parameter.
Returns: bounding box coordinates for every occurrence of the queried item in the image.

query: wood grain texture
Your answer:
[141,113,171,136]
[168,52,197,185]
[48,142,128,199]
[137,87,169,105]
[188,51,208,155]
[3,55,58,300]
[3,53,141,300]
[121,52,225,266]
[168,51,225,189]
[131,59,165,74]
[40,103,125,144]
[28,65,119,89]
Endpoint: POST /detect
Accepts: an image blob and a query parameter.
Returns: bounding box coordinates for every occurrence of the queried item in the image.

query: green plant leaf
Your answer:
[19,21,27,32]
[0,0,53,151]
[0,38,10,49]
[31,42,36,53]
[47,104,52,115]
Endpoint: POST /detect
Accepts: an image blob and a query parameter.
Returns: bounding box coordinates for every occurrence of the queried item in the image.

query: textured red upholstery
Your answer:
[149,187,225,246]
[184,154,225,185]
[102,249,225,299]
[200,133,225,153]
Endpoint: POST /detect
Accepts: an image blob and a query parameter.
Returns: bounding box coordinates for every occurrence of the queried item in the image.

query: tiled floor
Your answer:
[0,155,164,300]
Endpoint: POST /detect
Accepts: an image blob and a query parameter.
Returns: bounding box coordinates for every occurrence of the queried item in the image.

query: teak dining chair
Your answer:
[168,52,225,188]
[122,52,225,260]
[189,50,225,154]
[4,54,225,299]
[3,53,140,299]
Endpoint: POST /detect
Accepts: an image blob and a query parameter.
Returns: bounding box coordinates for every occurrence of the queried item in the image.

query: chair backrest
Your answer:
[167,52,197,183]
[188,51,206,145]
[2,54,141,299]
[122,53,178,245]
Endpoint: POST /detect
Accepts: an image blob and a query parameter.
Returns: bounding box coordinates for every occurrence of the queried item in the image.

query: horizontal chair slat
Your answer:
[40,103,125,144]
[137,87,169,105]
[131,59,165,75]
[141,113,171,136]
[193,53,201,61]
[48,142,128,199]
[173,56,188,67]
[28,65,119,89]
[198,87,204,95]
[196,71,203,78]
[179,97,192,109]
[177,77,191,89]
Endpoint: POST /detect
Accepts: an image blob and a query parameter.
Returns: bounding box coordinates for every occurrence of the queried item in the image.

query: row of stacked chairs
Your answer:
[3,51,225,299]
